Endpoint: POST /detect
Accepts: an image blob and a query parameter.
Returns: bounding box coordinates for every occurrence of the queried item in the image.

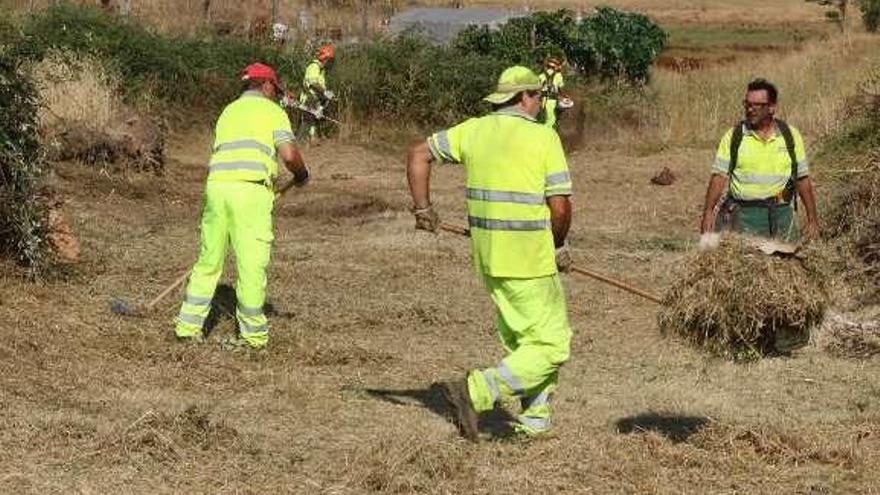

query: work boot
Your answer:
[441,378,479,442]
[175,333,204,344]
[220,336,266,351]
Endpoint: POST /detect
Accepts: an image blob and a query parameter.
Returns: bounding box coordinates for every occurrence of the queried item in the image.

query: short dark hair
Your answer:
[747,78,778,104]
[490,90,538,111]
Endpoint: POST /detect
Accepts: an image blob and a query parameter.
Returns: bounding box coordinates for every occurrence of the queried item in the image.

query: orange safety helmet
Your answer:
[316,44,335,62]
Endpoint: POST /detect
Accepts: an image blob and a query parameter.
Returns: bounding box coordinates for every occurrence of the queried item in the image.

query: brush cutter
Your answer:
[286,101,343,126]
[110,177,302,317]
[437,221,663,304]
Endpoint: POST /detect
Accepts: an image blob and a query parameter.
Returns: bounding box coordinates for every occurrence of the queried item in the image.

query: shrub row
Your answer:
[455,8,667,84]
[0,51,49,272]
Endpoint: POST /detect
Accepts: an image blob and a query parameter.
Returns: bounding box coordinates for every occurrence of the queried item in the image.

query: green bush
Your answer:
[0,52,49,272]
[334,36,506,127]
[13,4,305,108]
[862,0,880,32]
[455,8,667,84]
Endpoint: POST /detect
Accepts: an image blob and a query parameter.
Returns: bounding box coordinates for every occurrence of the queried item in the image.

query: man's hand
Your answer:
[313,106,324,119]
[293,163,310,187]
[324,90,335,100]
[803,220,819,241]
[700,212,716,235]
[412,205,439,232]
[555,245,573,272]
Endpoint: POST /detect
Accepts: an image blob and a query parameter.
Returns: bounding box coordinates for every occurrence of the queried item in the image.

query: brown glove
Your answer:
[412,205,439,232]
[555,245,572,273]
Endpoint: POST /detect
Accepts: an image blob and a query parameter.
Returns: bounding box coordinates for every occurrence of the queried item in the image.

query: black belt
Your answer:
[730,198,791,208]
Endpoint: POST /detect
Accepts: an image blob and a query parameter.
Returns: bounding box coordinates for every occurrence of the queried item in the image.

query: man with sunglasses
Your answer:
[700,78,819,241]
[406,66,574,441]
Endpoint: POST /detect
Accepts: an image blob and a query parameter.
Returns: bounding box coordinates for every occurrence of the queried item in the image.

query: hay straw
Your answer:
[658,234,829,359]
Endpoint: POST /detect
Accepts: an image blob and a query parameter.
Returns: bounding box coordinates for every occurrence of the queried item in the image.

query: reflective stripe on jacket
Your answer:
[711,122,809,201]
[209,90,294,184]
[427,107,572,278]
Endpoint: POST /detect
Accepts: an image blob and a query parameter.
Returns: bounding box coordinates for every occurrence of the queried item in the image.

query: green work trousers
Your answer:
[175,181,274,348]
[466,274,572,435]
[717,202,798,242]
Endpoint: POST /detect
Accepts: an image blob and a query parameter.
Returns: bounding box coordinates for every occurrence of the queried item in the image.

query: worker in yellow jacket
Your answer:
[407,66,575,441]
[175,63,310,349]
[539,57,565,129]
[296,44,336,142]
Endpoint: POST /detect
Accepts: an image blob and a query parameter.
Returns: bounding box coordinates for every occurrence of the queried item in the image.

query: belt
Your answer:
[730,198,790,208]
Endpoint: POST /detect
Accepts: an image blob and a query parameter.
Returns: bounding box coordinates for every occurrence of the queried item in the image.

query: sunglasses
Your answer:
[743,100,771,109]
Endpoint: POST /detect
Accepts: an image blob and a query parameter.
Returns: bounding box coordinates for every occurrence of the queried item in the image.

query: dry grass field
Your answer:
[0,0,833,36]
[3,1,880,494]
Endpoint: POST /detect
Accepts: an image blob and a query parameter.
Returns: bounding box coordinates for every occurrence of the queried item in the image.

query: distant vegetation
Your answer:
[455,8,667,84]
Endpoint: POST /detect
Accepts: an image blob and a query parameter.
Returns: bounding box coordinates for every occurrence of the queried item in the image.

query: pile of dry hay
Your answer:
[658,235,829,359]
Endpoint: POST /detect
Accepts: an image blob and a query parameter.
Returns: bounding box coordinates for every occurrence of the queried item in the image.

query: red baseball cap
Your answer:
[240,63,280,86]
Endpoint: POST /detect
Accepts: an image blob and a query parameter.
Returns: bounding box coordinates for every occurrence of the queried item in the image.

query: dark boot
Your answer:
[441,378,479,442]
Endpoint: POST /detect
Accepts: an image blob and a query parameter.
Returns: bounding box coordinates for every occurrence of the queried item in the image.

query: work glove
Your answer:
[280,94,294,108]
[412,205,439,233]
[555,244,573,273]
[324,90,335,100]
[293,164,310,187]
[313,106,324,119]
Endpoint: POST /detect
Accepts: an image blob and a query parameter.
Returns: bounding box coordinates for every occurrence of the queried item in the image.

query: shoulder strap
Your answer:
[775,118,798,210]
[728,121,745,177]
[774,119,797,181]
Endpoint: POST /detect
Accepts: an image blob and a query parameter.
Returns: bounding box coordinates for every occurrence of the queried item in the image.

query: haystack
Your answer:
[658,234,829,359]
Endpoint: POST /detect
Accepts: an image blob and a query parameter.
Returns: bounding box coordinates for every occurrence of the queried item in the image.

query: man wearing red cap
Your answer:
[174,63,310,349]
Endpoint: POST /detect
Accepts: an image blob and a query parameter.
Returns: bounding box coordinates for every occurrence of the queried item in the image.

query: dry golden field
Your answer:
[0,0,834,36]
[3,1,880,494]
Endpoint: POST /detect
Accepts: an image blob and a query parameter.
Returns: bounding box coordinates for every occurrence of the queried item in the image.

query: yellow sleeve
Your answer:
[544,130,572,196]
[272,105,294,147]
[712,127,735,175]
[426,119,474,164]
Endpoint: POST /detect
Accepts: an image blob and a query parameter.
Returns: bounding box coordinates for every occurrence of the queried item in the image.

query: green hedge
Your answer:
[12,4,306,108]
[455,8,667,84]
[0,51,48,271]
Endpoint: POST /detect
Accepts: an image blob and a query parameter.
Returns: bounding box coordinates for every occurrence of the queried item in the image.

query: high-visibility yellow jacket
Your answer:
[427,107,573,278]
[208,90,294,185]
[711,121,809,200]
[539,70,564,97]
[300,59,326,102]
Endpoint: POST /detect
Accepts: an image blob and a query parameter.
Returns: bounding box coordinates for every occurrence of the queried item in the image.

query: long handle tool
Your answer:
[438,222,663,304]
[289,102,343,126]
[111,178,301,317]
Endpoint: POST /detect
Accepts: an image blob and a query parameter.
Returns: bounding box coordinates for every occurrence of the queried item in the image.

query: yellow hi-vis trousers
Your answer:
[542,98,559,129]
[175,181,274,348]
[467,274,572,435]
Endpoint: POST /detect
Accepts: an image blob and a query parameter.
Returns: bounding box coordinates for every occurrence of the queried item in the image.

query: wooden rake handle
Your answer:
[145,269,191,311]
[142,181,300,312]
[437,222,662,304]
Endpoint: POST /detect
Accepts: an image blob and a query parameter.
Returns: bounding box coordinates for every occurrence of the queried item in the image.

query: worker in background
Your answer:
[407,66,575,441]
[296,44,336,142]
[539,57,564,129]
[175,63,310,349]
[700,78,819,242]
